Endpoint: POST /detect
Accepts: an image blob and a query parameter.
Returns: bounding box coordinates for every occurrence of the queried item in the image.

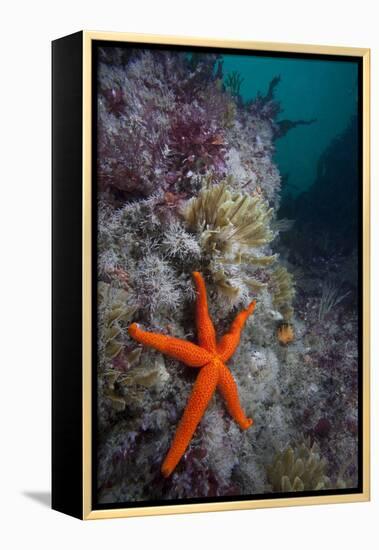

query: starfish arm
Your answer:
[128,323,211,367]
[161,361,219,477]
[216,300,256,362]
[217,362,253,430]
[192,272,217,352]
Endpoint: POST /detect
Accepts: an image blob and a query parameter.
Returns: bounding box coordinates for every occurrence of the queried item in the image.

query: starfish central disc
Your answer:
[128,271,256,477]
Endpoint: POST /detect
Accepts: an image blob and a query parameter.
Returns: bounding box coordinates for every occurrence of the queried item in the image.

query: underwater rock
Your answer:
[279,116,359,257]
[97,50,231,203]
[313,418,332,438]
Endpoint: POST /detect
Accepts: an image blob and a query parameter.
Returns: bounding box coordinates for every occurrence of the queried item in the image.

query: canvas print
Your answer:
[95,44,361,506]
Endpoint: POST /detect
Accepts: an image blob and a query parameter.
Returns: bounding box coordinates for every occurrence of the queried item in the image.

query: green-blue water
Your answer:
[222,54,358,196]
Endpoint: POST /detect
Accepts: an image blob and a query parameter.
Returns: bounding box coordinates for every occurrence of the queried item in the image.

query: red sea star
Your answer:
[128,272,256,477]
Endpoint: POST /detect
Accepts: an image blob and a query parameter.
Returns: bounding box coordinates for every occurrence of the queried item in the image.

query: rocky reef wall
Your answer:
[96,47,359,503]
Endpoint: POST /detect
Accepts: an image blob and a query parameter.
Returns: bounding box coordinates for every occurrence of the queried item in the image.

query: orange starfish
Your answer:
[128,272,256,478]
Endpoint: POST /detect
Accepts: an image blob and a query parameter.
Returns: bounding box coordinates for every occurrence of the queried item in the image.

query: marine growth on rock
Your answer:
[95,46,359,504]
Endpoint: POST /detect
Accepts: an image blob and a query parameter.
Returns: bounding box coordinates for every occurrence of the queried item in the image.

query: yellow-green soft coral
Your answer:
[98,282,136,361]
[102,355,169,411]
[184,180,274,257]
[184,180,276,299]
[266,439,330,492]
[271,265,296,321]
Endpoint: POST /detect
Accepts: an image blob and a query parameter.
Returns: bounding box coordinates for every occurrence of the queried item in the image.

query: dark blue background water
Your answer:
[222,54,358,196]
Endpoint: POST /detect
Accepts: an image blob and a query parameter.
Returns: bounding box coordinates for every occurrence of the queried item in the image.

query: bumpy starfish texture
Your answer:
[128,272,256,477]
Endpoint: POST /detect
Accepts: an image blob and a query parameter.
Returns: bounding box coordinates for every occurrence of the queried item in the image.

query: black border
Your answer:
[91,40,364,511]
[52,31,83,519]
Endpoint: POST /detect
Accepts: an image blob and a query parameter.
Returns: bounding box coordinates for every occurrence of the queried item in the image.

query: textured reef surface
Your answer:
[96,47,359,503]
